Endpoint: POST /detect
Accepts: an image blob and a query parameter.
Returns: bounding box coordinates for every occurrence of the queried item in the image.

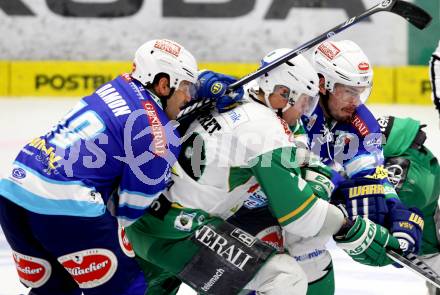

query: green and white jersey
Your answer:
[165,94,329,238]
[290,119,309,148]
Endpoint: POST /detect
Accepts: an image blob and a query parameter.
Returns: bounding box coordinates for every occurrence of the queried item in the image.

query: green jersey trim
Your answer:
[249,147,318,226]
[228,167,253,192]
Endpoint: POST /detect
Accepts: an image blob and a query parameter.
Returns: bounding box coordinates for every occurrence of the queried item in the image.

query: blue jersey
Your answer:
[302,103,384,178]
[0,74,180,226]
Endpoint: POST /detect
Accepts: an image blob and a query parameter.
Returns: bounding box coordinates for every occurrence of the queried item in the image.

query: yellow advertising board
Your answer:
[395,66,432,104]
[6,61,257,97]
[0,61,434,106]
[368,67,394,104]
[9,61,131,97]
[0,62,9,96]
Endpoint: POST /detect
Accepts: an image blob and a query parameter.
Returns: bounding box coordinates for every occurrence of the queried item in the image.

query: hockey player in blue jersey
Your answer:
[0,39,200,295]
[299,40,424,293]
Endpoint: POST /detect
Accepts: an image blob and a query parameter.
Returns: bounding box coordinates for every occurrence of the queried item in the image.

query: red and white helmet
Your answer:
[312,40,373,103]
[258,48,320,116]
[131,39,198,88]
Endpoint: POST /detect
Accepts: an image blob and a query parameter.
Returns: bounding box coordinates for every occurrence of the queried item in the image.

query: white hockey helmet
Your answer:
[258,48,320,116]
[312,40,373,103]
[131,39,198,89]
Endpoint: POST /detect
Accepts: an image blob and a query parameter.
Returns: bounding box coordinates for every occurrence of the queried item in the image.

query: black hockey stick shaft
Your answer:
[387,250,440,288]
[176,0,431,122]
[227,0,431,91]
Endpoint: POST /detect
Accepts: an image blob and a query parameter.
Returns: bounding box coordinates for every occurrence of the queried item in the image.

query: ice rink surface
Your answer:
[0,98,439,295]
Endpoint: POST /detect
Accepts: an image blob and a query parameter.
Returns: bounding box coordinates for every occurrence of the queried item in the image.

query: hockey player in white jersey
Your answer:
[228,48,346,295]
[125,50,401,295]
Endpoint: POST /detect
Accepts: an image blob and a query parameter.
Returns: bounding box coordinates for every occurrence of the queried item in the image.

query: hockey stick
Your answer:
[176,0,431,122]
[227,0,431,91]
[387,250,440,288]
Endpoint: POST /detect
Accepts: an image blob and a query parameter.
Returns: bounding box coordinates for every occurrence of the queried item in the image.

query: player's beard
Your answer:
[331,106,355,123]
[159,88,175,110]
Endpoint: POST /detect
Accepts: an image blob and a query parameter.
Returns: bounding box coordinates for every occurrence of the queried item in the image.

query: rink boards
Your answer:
[0,61,431,104]
[0,61,433,104]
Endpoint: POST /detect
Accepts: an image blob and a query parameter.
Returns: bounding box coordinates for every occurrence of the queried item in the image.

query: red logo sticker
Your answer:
[247,183,260,194]
[58,249,117,289]
[256,226,284,252]
[119,226,135,258]
[358,62,370,71]
[317,42,341,60]
[153,40,181,57]
[13,251,51,288]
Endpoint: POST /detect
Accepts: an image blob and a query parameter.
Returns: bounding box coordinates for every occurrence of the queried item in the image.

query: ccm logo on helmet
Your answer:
[12,251,52,288]
[58,248,118,288]
[153,40,181,57]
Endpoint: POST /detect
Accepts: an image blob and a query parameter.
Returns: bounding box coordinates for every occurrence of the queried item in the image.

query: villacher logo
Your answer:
[13,251,52,288]
[58,248,118,288]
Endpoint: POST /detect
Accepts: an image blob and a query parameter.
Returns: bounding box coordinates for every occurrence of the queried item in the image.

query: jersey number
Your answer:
[179,132,206,181]
[49,101,105,149]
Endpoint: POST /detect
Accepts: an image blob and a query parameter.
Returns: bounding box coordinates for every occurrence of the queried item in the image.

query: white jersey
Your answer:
[166,91,330,238]
[166,97,295,219]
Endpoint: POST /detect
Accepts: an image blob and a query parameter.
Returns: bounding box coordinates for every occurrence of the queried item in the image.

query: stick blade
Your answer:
[391,0,432,29]
[387,250,440,288]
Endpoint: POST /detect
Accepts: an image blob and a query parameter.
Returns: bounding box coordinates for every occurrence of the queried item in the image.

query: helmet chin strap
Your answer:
[264,92,276,110]
[281,103,292,113]
[264,92,289,117]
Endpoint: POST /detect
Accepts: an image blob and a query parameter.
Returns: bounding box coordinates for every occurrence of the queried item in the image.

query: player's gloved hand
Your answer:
[331,177,389,225]
[301,167,335,201]
[334,216,401,267]
[386,198,424,255]
[196,70,244,113]
[302,168,333,201]
[296,148,344,201]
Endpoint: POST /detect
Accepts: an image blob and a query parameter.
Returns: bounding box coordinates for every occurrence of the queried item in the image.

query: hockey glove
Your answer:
[297,148,344,201]
[386,198,424,255]
[196,70,244,113]
[301,167,336,201]
[334,216,401,267]
[331,177,389,225]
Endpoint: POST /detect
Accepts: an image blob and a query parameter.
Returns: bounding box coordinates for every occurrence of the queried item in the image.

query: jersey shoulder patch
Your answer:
[220,105,250,129]
[232,102,294,143]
